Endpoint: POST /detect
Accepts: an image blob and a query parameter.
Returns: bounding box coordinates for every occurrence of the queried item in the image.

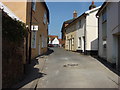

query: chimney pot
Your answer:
[73,10,77,18]
[92,1,94,5]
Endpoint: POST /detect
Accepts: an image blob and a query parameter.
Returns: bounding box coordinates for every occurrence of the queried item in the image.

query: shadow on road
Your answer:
[12,48,54,89]
[44,48,54,56]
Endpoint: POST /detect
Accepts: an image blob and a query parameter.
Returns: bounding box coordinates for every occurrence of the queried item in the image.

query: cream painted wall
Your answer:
[65,24,78,51]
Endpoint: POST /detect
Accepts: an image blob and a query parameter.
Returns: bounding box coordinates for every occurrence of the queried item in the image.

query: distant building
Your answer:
[96,2,120,69]
[48,35,63,47]
[65,2,100,55]
[52,37,60,45]
[49,35,58,44]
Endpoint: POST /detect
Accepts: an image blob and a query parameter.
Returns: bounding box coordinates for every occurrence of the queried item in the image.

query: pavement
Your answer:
[13,47,119,89]
[12,54,47,89]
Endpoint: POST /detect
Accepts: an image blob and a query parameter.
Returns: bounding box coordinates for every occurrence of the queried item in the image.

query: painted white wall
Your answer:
[76,7,99,52]
[52,37,59,45]
[86,10,98,51]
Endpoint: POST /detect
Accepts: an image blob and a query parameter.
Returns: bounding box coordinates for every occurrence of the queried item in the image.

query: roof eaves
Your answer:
[65,13,86,29]
[0,2,22,22]
[61,18,75,32]
[85,6,101,14]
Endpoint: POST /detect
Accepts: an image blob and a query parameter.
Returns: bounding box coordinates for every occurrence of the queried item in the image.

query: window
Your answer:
[72,38,74,45]
[78,37,81,48]
[102,9,107,39]
[42,35,47,48]
[43,12,47,24]
[103,40,107,48]
[102,9,107,23]
[32,0,36,11]
[31,31,37,48]
[79,20,81,28]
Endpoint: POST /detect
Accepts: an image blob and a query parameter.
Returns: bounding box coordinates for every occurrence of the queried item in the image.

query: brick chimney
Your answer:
[89,1,96,10]
[73,10,77,18]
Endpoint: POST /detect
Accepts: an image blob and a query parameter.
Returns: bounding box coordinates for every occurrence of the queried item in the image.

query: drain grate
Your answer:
[63,63,79,68]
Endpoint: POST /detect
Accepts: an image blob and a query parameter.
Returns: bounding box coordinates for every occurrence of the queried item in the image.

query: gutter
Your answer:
[96,2,108,17]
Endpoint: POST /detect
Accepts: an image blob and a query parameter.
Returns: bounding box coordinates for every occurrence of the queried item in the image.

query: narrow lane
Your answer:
[37,48,118,88]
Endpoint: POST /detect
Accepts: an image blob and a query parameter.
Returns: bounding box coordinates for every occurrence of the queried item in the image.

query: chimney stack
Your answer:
[73,10,77,18]
[89,1,96,10]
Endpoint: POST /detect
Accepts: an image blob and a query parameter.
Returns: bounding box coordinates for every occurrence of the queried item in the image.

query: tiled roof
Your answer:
[49,35,58,41]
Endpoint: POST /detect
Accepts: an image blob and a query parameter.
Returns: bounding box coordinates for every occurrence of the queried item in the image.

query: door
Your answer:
[69,39,70,51]
[83,36,85,54]
[71,39,72,51]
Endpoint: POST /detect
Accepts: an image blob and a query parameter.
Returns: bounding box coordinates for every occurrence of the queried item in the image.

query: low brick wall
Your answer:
[2,40,24,88]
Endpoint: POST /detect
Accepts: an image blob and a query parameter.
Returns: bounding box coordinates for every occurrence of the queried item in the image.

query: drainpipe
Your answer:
[98,17,99,56]
[84,15,87,55]
[29,2,33,64]
[118,1,120,73]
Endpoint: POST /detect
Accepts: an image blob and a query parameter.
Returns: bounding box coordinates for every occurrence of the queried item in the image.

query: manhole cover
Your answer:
[63,63,79,67]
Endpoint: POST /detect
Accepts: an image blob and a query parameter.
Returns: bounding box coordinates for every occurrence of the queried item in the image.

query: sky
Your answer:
[46,2,103,39]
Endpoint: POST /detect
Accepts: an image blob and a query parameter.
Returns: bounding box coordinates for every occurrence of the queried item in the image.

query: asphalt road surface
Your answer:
[36,48,119,88]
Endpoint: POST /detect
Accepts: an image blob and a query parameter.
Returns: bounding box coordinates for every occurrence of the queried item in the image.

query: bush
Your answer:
[2,12,27,44]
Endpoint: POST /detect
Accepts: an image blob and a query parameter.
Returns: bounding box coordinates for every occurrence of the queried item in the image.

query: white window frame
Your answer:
[31,31,37,48]
[43,11,47,24]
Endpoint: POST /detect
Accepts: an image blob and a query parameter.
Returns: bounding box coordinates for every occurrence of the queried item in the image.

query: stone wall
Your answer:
[2,39,24,88]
